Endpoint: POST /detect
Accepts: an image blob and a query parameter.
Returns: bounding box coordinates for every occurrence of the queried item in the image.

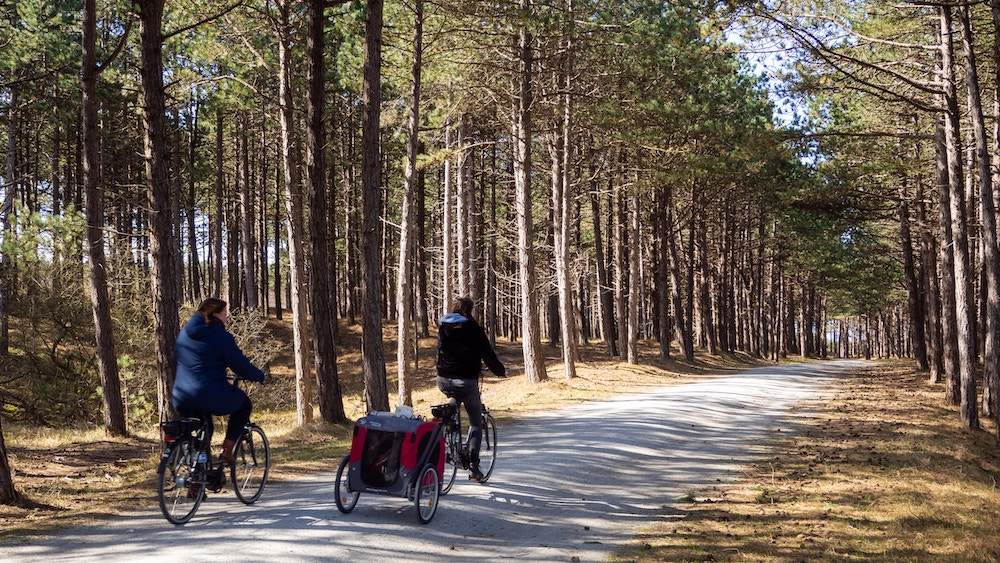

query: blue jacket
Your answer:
[172,313,265,415]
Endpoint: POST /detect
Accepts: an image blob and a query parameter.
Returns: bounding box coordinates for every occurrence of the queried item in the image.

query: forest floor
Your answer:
[613,361,1000,562]
[2,321,1000,561]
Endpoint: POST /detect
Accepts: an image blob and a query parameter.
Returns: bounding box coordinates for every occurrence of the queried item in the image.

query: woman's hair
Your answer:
[451,297,475,318]
[197,297,227,327]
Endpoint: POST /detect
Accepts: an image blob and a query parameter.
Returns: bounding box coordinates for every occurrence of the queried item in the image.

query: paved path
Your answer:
[2,360,860,562]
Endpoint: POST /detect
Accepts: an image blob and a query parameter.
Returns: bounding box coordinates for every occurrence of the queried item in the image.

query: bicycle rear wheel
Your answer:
[157,439,203,525]
[440,428,460,495]
[477,412,498,483]
[231,424,270,504]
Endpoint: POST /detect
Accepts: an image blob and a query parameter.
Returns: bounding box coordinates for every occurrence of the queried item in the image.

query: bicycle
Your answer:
[156,378,270,525]
[431,393,497,495]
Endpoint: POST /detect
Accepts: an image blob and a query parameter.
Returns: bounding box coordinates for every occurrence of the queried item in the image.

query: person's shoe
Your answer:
[219,439,237,465]
[469,464,485,481]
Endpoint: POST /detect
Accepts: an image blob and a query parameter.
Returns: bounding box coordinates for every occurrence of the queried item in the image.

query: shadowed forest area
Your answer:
[3,0,1000,531]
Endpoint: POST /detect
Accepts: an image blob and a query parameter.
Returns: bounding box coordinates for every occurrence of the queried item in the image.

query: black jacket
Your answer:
[436,313,505,380]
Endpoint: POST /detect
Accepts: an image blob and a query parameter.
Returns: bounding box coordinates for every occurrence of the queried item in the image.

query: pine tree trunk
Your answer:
[306,0,346,423]
[614,182,627,360]
[513,5,547,383]
[137,0,181,423]
[940,5,975,416]
[397,0,423,407]
[442,118,453,311]
[361,0,390,410]
[213,109,224,298]
[590,170,617,357]
[240,118,258,309]
[626,184,640,364]
[0,417,15,504]
[959,3,991,428]
[84,0,127,436]
[278,1,313,425]
[187,100,202,301]
[666,184,691,360]
[898,182,928,371]
[553,30,579,376]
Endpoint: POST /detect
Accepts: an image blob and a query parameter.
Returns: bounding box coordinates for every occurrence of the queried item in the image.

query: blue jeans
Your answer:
[436,376,483,458]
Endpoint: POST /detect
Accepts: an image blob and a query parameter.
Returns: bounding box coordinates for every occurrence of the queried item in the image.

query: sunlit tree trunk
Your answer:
[940,5,975,418]
[514,2,547,383]
[590,161,617,357]
[397,0,423,407]
[277,1,313,425]
[959,2,991,429]
[306,0,346,423]
[84,0,126,436]
[137,0,181,423]
[361,0,390,410]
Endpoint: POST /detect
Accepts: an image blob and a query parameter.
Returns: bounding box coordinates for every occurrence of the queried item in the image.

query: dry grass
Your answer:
[613,361,1000,563]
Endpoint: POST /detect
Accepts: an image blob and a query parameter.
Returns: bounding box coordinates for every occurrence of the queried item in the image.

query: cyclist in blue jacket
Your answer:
[172,298,265,466]
[436,297,505,481]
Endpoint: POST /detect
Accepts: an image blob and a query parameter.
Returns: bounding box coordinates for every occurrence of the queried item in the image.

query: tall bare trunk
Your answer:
[397,0,423,407]
[278,2,313,425]
[361,0,390,410]
[590,166,617,357]
[940,5,975,416]
[626,183,640,364]
[457,115,473,299]
[959,3,990,429]
[514,5,546,383]
[239,118,258,310]
[213,109,224,298]
[307,0,346,423]
[84,0,126,436]
[442,117,453,311]
[137,0,180,423]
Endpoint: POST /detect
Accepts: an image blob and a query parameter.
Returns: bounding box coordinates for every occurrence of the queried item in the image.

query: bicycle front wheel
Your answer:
[478,412,498,483]
[231,424,270,504]
[157,439,203,525]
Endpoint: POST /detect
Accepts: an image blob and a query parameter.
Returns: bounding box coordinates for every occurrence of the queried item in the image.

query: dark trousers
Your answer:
[436,376,483,457]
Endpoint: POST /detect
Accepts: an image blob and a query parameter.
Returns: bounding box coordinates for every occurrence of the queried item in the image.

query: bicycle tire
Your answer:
[477,412,498,483]
[440,426,460,495]
[232,424,270,504]
[414,465,440,524]
[334,455,360,513]
[157,438,204,525]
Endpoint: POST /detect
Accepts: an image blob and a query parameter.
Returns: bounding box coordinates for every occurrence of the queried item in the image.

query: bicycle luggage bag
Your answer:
[347,413,444,495]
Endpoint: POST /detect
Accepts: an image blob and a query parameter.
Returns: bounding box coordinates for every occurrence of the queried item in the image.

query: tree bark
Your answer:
[590,165,617,357]
[959,3,993,428]
[361,0,390,410]
[240,118,258,309]
[513,5,547,383]
[940,5,975,420]
[397,0,423,407]
[898,179,928,371]
[626,183,640,364]
[277,1,313,425]
[84,0,127,436]
[137,0,181,423]
[553,26,579,376]
[307,0,346,423]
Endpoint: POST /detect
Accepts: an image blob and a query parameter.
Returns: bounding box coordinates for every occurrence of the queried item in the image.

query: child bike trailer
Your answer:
[334,412,445,524]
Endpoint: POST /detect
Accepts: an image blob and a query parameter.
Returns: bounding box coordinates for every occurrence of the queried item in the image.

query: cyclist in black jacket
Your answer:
[436,297,505,480]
